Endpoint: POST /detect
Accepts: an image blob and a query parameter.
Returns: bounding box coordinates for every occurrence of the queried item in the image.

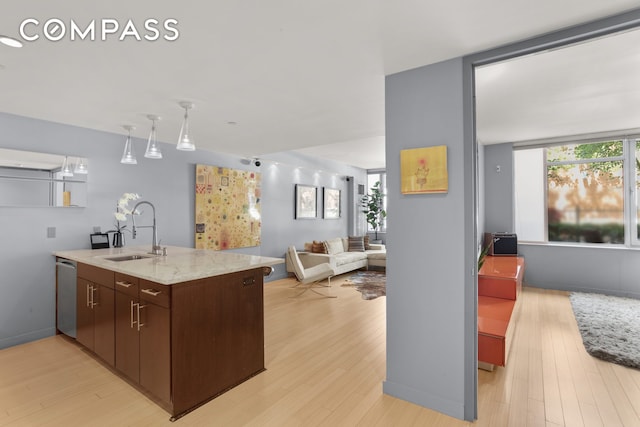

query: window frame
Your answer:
[514,136,640,247]
[365,170,387,233]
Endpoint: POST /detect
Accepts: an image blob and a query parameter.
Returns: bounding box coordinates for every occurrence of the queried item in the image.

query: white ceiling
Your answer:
[476,27,640,145]
[0,1,638,170]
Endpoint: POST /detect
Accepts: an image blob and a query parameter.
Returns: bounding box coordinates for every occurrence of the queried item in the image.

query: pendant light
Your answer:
[121,125,137,164]
[0,35,23,48]
[176,101,195,151]
[61,156,74,177]
[144,114,163,159]
[74,158,88,174]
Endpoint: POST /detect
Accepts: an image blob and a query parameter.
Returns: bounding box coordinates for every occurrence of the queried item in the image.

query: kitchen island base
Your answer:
[71,262,267,420]
[169,268,265,419]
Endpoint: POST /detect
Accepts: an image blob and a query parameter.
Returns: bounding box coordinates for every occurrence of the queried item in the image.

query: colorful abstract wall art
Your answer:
[400,145,448,194]
[195,164,261,250]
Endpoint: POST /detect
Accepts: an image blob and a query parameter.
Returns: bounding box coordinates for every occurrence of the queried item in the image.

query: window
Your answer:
[366,171,387,232]
[515,138,640,245]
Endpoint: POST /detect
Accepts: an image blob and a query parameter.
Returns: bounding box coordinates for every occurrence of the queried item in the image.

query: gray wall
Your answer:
[0,112,366,349]
[384,57,476,420]
[477,144,485,245]
[483,143,513,234]
[484,142,640,299]
[260,151,368,257]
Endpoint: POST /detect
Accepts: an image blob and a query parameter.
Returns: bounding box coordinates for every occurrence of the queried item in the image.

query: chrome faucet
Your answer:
[131,201,162,255]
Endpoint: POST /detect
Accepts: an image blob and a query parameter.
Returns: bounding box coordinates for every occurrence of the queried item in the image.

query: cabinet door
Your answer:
[139,302,170,404]
[115,291,139,382]
[76,279,94,351]
[222,270,264,381]
[93,284,115,366]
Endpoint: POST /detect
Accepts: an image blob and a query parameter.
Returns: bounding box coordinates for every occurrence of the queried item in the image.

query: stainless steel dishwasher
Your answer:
[56,258,77,338]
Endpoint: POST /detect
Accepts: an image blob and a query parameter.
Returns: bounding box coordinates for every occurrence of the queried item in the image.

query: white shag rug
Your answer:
[569,292,640,370]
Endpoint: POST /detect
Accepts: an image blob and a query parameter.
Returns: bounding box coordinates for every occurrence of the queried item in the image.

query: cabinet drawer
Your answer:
[115,273,139,297]
[78,263,115,289]
[139,279,171,308]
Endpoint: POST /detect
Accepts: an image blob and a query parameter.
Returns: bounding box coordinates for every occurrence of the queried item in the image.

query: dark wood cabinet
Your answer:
[114,273,171,405]
[75,263,265,420]
[139,295,171,404]
[76,264,115,366]
[114,288,140,382]
[171,269,264,416]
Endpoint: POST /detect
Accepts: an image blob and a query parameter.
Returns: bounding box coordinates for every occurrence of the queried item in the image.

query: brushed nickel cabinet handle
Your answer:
[86,283,90,308]
[90,285,97,308]
[116,280,133,288]
[141,288,161,297]
[130,300,136,329]
[137,304,146,331]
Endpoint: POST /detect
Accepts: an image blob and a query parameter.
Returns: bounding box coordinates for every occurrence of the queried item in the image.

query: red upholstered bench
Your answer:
[478,256,525,369]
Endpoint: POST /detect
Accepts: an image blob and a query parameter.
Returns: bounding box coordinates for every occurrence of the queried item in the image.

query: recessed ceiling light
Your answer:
[227,121,237,125]
[0,35,23,48]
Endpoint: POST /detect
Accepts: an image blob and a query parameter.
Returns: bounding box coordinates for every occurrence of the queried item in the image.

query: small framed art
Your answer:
[295,184,317,219]
[400,145,448,194]
[323,187,341,219]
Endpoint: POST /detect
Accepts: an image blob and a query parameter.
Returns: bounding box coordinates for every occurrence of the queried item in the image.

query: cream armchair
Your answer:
[286,246,336,298]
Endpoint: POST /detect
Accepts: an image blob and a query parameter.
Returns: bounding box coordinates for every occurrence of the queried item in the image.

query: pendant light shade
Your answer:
[176,101,196,151]
[121,125,137,164]
[74,158,88,174]
[61,156,74,177]
[144,115,163,159]
[0,35,23,48]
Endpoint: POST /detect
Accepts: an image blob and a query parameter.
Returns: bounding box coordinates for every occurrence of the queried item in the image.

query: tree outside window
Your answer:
[546,141,624,243]
[515,138,640,246]
[366,172,387,233]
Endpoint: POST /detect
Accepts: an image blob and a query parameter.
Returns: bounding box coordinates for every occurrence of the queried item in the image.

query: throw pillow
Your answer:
[324,238,345,255]
[312,240,327,253]
[348,236,365,252]
[303,242,313,252]
[364,235,371,250]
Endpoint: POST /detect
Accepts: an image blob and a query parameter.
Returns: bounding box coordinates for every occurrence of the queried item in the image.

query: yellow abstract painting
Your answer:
[400,145,448,194]
[195,164,261,250]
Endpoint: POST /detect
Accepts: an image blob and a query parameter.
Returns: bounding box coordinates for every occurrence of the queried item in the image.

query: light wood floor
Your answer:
[1,277,639,426]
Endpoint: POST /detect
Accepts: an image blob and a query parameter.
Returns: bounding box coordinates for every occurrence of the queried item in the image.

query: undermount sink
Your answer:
[104,254,154,262]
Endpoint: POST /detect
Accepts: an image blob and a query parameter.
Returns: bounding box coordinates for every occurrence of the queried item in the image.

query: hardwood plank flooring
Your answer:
[0,278,639,426]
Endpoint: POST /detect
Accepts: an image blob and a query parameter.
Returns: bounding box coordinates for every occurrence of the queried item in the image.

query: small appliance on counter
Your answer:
[90,232,110,249]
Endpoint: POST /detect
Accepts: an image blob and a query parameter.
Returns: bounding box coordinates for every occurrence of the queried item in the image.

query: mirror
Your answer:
[0,148,88,207]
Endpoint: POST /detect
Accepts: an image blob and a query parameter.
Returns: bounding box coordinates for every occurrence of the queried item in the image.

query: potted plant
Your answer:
[108,192,140,247]
[361,181,387,243]
[477,237,493,272]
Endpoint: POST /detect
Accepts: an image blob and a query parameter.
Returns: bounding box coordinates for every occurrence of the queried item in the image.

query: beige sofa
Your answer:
[295,237,386,276]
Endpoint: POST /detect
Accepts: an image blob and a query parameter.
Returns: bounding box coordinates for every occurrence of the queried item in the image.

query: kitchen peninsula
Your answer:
[54,245,283,420]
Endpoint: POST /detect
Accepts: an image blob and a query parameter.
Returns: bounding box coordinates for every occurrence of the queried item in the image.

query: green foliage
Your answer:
[477,238,493,272]
[548,222,625,244]
[361,181,387,240]
[573,140,623,159]
[547,141,624,182]
[544,140,640,243]
[547,140,622,162]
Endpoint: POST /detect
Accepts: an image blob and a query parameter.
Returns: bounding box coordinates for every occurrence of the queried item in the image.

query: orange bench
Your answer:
[478,256,524,368]
[478,256,524,300]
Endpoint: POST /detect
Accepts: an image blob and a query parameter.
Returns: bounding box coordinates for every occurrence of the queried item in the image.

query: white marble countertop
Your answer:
[54,245,284,285]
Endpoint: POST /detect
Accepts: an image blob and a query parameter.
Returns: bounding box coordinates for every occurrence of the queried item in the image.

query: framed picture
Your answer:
[400,145,448,194]
[295,184,317,219]
[323,187,341,219]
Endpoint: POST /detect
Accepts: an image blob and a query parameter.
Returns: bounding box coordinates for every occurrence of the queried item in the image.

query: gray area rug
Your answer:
[569,292,640,370]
